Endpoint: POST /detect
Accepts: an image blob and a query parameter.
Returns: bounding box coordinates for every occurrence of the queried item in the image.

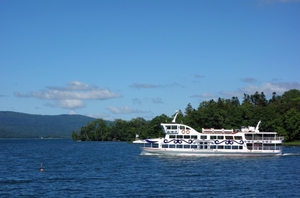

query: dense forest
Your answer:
[72,89,300,142]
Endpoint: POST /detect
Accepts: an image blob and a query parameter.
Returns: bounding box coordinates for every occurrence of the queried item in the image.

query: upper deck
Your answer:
[161,123,197,134]
[160,111,284,141]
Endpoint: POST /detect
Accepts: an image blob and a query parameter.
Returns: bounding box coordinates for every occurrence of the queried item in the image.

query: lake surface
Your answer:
[1,139,300,197]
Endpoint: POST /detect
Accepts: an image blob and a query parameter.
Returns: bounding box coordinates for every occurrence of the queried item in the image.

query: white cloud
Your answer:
[220,81,300,98]
[15,81,121,100]
[14,81,121,109]
[30,89,120,100]
[46,81,91,91]
[14,92,30,98]
[239,82,300,96]
[191,81,300,101]
[67,81,90,90]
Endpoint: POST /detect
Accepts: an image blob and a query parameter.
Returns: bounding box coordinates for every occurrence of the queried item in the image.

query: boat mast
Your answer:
[172,110,180,123]
[255,120,261,132]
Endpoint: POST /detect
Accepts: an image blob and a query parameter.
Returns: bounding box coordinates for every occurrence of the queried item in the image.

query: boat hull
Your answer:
[133,138,162,144]
[141,147,282,156]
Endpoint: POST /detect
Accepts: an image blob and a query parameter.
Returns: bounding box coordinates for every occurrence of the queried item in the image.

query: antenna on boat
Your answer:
[172,110,181,123]
[255,120,261,132]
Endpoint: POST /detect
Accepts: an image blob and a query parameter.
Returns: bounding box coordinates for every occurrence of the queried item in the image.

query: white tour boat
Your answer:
[135,111,284,156]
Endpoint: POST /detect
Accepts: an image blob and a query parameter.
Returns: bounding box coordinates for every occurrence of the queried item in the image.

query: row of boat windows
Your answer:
[146,144,243,150]
[246,143,282,150]
[168,135,243,140]
[165,125,190,130]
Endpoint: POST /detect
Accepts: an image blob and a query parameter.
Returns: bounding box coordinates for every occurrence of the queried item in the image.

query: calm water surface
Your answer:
[0,139,300,197]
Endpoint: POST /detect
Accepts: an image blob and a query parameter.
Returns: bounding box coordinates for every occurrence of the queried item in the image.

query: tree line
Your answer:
[71,89,300,142]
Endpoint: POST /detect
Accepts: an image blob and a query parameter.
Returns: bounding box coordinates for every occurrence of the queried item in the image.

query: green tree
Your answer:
[128,117,148,141]
[145,114,170,138]
[283,108,300,141]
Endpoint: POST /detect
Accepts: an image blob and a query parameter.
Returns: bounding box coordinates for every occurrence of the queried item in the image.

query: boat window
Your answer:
[171,125,177,129]
[263,144,282,150]
[210,136,216,139]
[184,145,190,149]
[225,146,231,149]
[210,145,216,149]
[246,143,252,150]
[239,146,243,149]
[264,134,275,137]
[166,125,171,129]
[199,145,203,149]
[255,134,263,140]
[176,145,183,148]
[145,143,158,148]
[200,135,207,139]
[245,134,253,140]
[218,145,224,149]
[152,144,158,148]
[177,135,183,139]
[263,134,276,140]
[232,146,238,149]
[225,136,233,140]
[191,135,197,139]
[180,125,185,130]
[263,134,275,138]
[162,144,168,148]
[169,144,175,148]
[186,127,190,130]
[191,145,197,149]
[184,135,190,139]
[234,136,242,140]
[169,135,175,138]
[217,136,224,140]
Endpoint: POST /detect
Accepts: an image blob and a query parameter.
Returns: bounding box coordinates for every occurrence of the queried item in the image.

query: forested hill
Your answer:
[0,111,96,138]
[72,89,300,142]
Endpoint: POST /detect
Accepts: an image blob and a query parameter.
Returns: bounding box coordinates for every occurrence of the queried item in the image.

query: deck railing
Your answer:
[247,146,281,150]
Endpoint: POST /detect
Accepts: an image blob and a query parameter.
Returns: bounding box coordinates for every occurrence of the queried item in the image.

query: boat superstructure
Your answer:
[136,111,284,156]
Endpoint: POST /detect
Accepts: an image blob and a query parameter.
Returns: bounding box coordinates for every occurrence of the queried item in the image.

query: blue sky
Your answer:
[1,0,300,121]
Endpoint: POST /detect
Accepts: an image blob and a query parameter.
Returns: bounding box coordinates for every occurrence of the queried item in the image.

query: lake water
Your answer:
[1,139,300,197]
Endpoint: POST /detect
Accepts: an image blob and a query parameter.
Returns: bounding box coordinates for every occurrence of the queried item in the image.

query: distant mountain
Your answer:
[0,111,96,138]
